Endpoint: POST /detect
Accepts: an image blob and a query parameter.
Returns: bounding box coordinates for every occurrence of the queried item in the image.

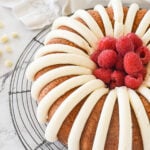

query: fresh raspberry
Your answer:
[136,46,150,65]
[110,70,125,89]
[125,74,143,89]
[124,52,143,75]
[97,36,116,51]
[127,33,143,50]
[133,67,147,80]
[140,67,147,79]
[116,36,134,56]
[115,55,124,71]
[98,49,117,68]
[90,50,101,64]
[93,68,112,84]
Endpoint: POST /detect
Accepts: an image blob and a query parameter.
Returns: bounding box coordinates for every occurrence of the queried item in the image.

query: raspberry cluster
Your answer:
[91,33,150,89]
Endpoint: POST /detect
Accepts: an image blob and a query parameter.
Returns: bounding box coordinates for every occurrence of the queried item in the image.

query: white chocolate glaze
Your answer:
[34,44,88,59]
[52,17,98,48]
[37,75,96,123]
[26,53,96,81]
[142,28,150,45]
[94,5,113,36]
[92,89,117,150]
[31,66,92,100]
[128,89,150,150]
[109,0,124,37]
[124,3,139,34]
[138,86,150,102]
[44,29,93,54]
[72,9,104,38]
[114,22,124,38]
[117,87,132,150]
[68,88,108,150]
[45,79,105,141]
[136,10,150,37]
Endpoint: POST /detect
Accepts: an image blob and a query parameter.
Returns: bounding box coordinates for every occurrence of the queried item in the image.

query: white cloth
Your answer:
[0,0,150,30]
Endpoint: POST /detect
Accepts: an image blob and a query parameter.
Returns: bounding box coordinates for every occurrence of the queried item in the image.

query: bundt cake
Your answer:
[26,0,150,149]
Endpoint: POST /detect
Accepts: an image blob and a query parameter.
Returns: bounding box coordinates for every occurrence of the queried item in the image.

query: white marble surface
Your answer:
[0,7,39,150]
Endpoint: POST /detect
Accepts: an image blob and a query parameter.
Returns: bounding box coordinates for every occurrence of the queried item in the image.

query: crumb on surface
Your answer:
[11,32,19,38]
[5,45,12,53]
[4,59,13,68]
[0,34,9,43]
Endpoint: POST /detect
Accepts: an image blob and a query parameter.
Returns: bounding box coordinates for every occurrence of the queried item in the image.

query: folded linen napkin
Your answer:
[0,0,149,30]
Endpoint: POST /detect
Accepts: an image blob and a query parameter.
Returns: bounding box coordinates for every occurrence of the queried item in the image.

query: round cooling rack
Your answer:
[9,2,150,150]
[9,26,67,150]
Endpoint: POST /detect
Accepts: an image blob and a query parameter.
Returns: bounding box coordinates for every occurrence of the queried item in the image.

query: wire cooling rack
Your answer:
[9,26,67,150]
[9,2,150,149]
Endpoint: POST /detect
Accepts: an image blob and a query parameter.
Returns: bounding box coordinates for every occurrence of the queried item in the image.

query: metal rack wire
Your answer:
[9,26,67,150]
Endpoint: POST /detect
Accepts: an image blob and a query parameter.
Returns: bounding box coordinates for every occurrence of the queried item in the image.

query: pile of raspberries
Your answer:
[91,33,150,89]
